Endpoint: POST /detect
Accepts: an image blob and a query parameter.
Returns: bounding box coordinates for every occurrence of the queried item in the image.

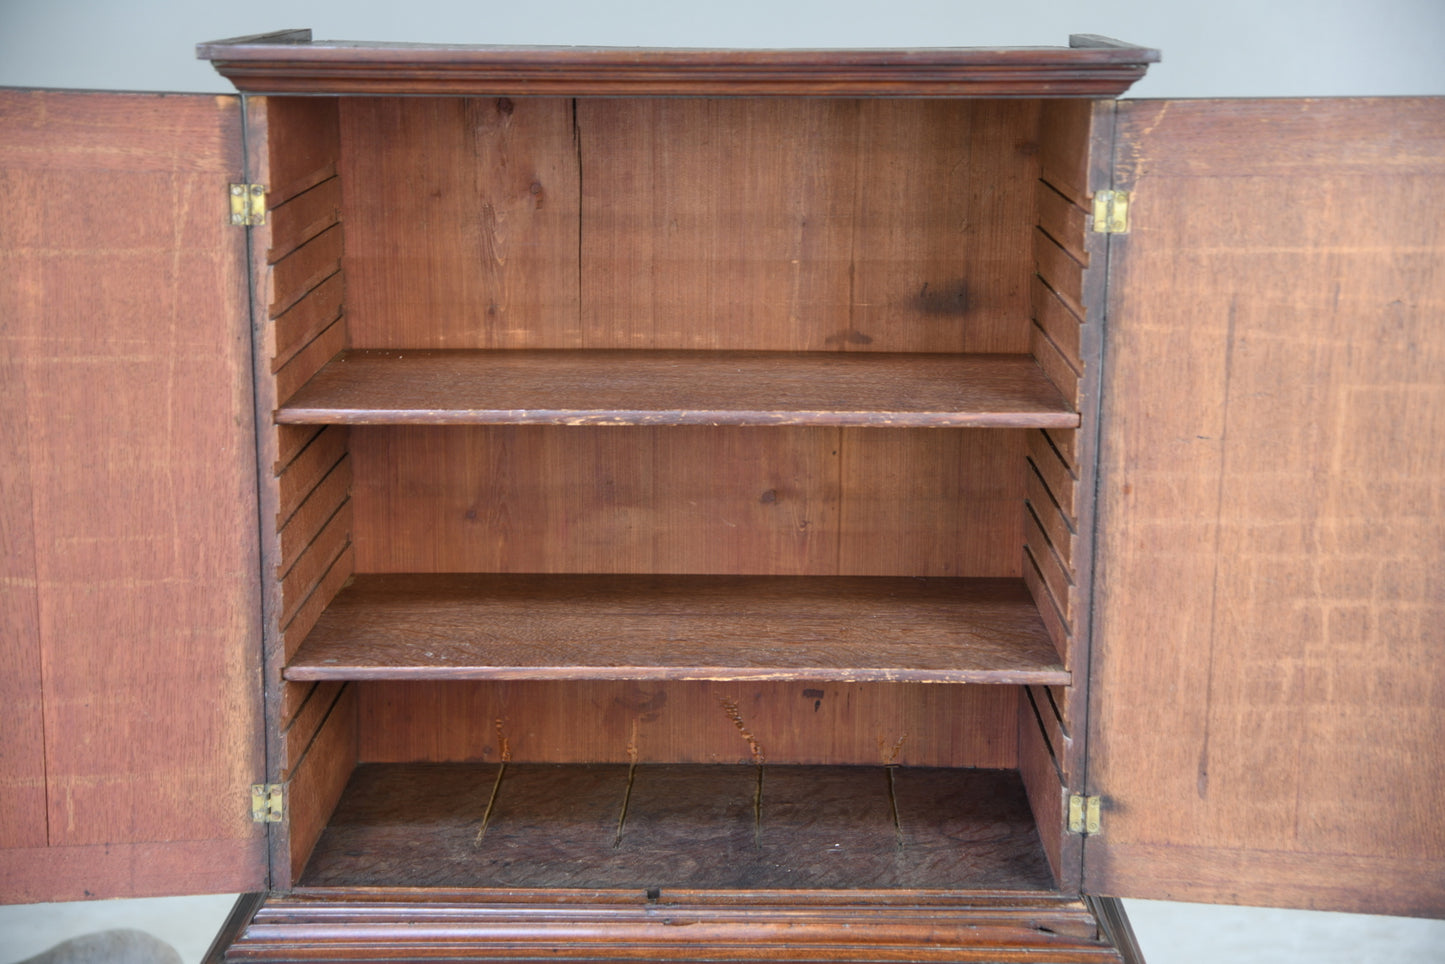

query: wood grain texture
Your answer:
[277,426,347,525]
[350,426,1025,577]
[284,575,1066,684]
[0,89,265,897]
[1087,843,1445,919]
[852,100,1041,353]
[277,456,351,577]
[0,345,46,850]
[261,96,341,207]
[359,680,1019,769]
[1025,508,1074,622]
[1019,695,1075,892]
[278,350,1077,427]
[1032,276,1084,371]
[1087,97,1445,917]
[199,38,1157,97]
[1036,181,1089,265]
[276,424,321,475]
[0,839,266,905]
[275,317,344,406]
[278,501,351,627]
[1028,429,1078,520]
[1044,427,1078,470]
[1029,685,1071,775]
[282,681,345,775]
[285,683,358,884]
[1033,228,1085,317]
[581,99,1037,354]
[1050,99,1116,812]
[1038,100,1096,208]
[218,889,1129,963]
[268,175,341,264]
[297,763,1053,892]
[281,545,354,664]
[1027,461,1076,571]
[1024,549,1071,666]
[580,98,854,352]
[268,223,342,319]
[1030,322,1081,404]
[272,273,343,373]
[245,93,351,892]
[280,682,318,732]
[342,97,580,349]
[835,427,1027,579]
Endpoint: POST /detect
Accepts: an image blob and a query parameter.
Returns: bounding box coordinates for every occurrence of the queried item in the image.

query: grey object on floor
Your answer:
[13,930,182,964]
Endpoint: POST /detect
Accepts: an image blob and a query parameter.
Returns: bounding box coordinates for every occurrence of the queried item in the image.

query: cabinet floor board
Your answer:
[297,763,1055,892]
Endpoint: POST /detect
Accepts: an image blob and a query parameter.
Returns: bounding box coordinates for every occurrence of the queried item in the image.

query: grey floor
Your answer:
[1,895,1442,963]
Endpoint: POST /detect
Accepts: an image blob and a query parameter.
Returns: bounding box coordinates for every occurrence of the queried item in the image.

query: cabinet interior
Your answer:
[260,93,1095,896]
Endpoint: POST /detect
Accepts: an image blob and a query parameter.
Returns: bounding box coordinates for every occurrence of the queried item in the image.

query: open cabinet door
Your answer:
[0,90,267,901]
[1085,97,1445,917]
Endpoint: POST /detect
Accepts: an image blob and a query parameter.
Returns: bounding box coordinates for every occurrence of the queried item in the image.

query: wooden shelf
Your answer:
[283,575,1068,684]
[298,763,1055,891]
[276,350,1079,428]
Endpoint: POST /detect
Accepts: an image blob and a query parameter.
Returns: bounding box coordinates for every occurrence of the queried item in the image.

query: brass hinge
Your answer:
[251,783,284,823]
[1092,190,1130,234]
[229,183,267,226]
[1068,793,1102,835]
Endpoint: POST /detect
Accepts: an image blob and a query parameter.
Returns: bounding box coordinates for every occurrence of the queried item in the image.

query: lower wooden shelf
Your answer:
[297,763,1054,891]
[284,575,1069,684]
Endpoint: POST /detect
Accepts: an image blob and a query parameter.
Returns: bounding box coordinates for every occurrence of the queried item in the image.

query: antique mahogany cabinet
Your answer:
[1,29,1442,963]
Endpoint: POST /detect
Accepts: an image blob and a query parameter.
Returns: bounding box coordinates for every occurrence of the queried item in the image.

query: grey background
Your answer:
[1,1,1443,961]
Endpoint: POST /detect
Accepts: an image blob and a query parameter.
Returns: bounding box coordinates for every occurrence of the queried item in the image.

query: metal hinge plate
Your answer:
[251,783,284,823]
[1068,793,1102,835]
[230,183,267,226]
[1092,190,1130,234]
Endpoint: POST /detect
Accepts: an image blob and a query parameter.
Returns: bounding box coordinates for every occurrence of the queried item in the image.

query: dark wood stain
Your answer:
[299,763,1054,892]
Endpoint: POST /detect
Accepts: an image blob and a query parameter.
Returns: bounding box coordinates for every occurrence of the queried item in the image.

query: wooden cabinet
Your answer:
[1,30,1441,962]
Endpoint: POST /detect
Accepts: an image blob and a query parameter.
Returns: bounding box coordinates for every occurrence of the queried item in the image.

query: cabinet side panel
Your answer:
[1018,689,1079,890]
[246,95,356,890]
[1088,97,1445,917]
[0,89,265,898]
[285,683,358,881]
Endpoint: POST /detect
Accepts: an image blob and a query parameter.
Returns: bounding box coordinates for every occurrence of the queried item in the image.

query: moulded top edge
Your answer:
[196,30,1158,97]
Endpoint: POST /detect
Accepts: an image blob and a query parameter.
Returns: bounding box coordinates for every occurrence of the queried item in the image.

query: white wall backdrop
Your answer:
[0,1,1442,962]
[1,0,1444,97]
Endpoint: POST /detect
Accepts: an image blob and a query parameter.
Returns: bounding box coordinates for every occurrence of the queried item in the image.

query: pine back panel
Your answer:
[350,425,1025,577]
[341,98,1039,352]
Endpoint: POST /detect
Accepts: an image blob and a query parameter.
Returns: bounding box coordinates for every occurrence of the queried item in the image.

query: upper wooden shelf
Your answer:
[284,574,1070,685]
[276,350,1079,428]
[198,30,1157,97]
